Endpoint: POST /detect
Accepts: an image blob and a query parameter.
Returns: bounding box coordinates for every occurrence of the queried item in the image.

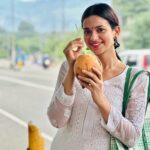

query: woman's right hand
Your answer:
[63,38,84,67]
[63,38,84,95]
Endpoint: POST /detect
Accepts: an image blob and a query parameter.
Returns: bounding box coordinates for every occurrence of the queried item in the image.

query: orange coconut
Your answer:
[74,54,102,77]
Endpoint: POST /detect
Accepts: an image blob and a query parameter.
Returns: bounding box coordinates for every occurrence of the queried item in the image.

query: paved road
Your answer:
[0,64,60,150]
[0,62,149,150]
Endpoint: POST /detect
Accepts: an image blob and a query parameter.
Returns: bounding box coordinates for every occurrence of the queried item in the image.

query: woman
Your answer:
[47,3,148,150]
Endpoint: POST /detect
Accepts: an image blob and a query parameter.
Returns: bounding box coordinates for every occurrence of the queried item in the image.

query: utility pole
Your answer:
[52,15,56,34]
[111,0,116,10]
[61,0,65,33]
[111,0,114,7]
[10,0,16,69]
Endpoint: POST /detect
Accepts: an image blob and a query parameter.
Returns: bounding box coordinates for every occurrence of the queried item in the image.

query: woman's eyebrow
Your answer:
[83,28,89,30]
[95,25,105,28]
[83,25,104,30]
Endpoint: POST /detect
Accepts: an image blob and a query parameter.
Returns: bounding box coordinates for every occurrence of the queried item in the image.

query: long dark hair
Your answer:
[81,3,121,60]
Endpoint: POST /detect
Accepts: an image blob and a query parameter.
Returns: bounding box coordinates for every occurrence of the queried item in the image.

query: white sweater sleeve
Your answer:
[101,72,148,148]
[47,61,76,128]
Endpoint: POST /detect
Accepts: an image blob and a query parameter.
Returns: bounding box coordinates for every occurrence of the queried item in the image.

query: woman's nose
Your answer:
[90,31,99,41]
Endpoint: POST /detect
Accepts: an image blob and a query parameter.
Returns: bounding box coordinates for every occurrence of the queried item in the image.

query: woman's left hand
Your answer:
[78,67,104,105]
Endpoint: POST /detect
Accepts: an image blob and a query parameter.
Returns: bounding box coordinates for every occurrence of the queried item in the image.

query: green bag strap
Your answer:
[122,67,150,116]
[118,67,132,150]
[122,67,132,116]
[128,70,150,111]
[119,67,150,150]
[127,70,150,150]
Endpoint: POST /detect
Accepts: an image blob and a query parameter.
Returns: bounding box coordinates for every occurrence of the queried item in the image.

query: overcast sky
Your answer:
[0,0,111,32]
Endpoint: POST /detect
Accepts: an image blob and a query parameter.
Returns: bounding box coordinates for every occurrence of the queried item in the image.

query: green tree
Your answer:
[113,0,150,49]
[113,0,150,26]
[125,12,150,49]
[0,26,6,33]
[18,20,36,37]
[16,36,41,54]
[44,29,83,59]
[0,27,9,58]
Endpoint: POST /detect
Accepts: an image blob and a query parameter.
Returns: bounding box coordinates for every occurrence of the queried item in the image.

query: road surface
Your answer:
[0,64,60,150]
[0,63,149,150]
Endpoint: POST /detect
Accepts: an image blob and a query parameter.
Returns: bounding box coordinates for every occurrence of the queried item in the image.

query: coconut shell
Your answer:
[74,54,102,77]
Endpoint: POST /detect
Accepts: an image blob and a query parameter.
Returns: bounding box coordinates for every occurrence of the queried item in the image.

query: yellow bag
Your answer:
[27,122,45,150]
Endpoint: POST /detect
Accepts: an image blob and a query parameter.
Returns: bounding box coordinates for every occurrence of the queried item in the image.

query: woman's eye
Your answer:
[97,28,105,33]
[84,30,91,35]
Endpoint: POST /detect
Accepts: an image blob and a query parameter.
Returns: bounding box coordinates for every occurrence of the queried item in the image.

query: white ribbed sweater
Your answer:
[47,61,148,150]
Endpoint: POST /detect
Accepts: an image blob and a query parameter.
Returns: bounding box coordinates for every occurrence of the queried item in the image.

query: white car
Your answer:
[119,49,150,71]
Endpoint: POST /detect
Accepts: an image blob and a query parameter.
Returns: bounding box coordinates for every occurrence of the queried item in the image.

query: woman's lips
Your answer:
[90,43,101,49]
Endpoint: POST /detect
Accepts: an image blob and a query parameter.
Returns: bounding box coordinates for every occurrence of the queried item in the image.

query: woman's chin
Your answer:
[92,50,102,55]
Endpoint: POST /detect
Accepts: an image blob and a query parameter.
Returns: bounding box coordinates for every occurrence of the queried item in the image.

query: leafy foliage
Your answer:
[125,12,150,49]
[44,29,83,59]
[113,0,150,49]
[0,24,82,60]
[17,20,37,38]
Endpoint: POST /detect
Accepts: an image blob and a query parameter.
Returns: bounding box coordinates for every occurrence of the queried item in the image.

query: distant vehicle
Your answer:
[119,49,150,71]
[42,55,51,69]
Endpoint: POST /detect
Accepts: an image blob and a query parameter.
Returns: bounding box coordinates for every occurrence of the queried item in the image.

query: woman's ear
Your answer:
[114,26,120,37]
